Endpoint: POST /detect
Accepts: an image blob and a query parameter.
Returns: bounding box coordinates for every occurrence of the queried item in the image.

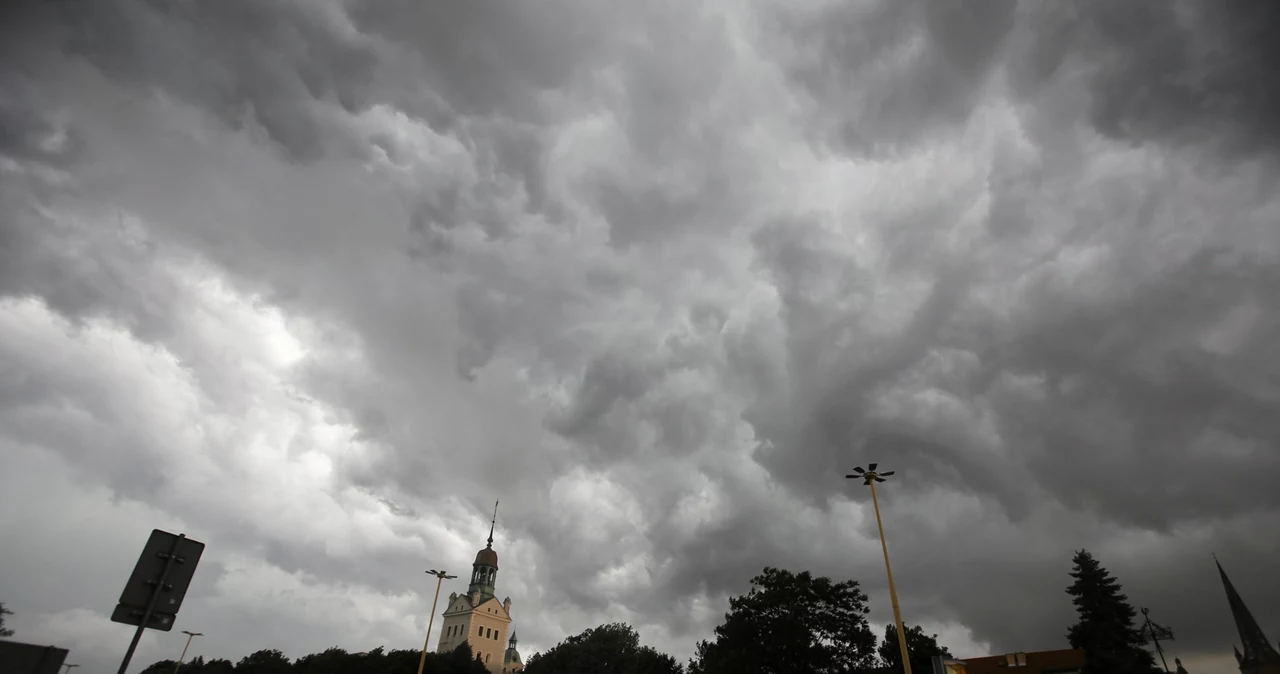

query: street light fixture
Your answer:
[418,569,458,674]
[173,630,204,674]
[848,463,912,674]
[1140,607,1176,673]
[62,664,79,674]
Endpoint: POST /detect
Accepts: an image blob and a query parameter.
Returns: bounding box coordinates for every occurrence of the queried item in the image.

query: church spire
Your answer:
[487,499,498,549]
[1215,556,1280,671]
[468,499,501,602]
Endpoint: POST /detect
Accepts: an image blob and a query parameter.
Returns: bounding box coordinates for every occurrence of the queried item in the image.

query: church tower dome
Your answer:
[475,545,498,569]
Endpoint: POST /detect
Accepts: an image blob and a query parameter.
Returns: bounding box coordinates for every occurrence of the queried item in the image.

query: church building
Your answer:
[1217,558,1280,674]
[435,503,524,674]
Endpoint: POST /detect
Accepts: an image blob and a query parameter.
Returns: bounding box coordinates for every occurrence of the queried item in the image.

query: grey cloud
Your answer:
[1009,0,1280,157]
[0,97,83,167]
[774,0,1017,155]
[14,0,382,162]
[547,352,654,440]
[4,0,1280,671]
[347,0,608,122]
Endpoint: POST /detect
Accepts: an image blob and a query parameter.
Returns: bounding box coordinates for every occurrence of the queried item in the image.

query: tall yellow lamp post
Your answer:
[418,568,457,674]
[172,631,203,674]
[848,463,912,674]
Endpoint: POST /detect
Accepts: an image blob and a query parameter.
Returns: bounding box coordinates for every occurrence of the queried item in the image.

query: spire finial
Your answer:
[487,499,498,549]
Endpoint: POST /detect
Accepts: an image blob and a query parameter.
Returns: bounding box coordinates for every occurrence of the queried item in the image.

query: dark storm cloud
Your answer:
[6,0,384,162]
[1010,0,1280,157]
[0,98,82,167]
[773,0,1017,155]
[3,0,1280,672]
[995,249,1280,526]
[348,0,605,122]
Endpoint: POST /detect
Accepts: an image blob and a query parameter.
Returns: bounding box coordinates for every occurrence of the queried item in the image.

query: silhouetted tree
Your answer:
[293,647,355,674]
[199,659,238,674]
[443,641,491,674]
[137,641,498,674]
[524,622,681,674]
[877,623,952,673]
[139,659,178,674]
[0,602,14,637]
[381,648,424,674]
[236,648,293,674]
[1065,550,1159,674]
[689,567,878,674]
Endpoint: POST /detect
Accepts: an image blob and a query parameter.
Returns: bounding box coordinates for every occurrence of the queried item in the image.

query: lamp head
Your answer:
[846,464,895,485]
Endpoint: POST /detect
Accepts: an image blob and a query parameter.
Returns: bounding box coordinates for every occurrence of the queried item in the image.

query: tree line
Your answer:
[80,548,1162,674]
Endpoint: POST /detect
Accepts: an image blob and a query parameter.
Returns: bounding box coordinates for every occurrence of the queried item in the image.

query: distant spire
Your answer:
[487,499,498,549]
[1215,558,1280,668]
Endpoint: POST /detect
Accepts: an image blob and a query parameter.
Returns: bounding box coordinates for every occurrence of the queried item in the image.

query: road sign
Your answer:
[113,529,205,619]
[0,640,69,674]
[108,604,176,632]
[112,529,204,674]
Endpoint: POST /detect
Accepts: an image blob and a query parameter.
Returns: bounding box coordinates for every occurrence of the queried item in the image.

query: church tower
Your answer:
[503,631,525,674]
[435,501,517,674]
[1216,558,1280,674]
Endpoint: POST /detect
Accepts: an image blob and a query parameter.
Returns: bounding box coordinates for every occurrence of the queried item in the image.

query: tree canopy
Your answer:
[0,602,13,638]
[138,642,489,674]
[523,622,681,674]
[1065,549,1159,674]
[877,623,952,673]
[688,567,878,674]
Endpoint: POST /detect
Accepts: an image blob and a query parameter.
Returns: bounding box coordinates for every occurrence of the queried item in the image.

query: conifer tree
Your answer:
[1065,550,1159,674]
[0,602,14,637]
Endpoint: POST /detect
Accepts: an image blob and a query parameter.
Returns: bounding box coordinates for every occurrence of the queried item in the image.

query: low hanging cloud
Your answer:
[2,1,1278,674]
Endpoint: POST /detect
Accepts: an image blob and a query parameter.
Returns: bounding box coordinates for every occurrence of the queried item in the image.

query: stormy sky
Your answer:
[1,1,1278,673]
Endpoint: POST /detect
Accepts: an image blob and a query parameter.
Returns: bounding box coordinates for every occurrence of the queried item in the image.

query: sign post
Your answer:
[112,530,204,674]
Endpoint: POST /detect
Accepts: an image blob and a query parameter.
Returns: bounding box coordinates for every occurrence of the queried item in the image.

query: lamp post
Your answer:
[62,664,79,674]
[418,568,457,674]
[173,630,203,674]
[1140,607,1175,673]
[848,463,912,674]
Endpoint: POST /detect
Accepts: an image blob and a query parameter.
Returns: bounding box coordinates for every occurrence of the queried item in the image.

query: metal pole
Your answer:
[62,665,80,674]
[118,534,185,674]
[1144,611,1170,673]
[173,632,201,674]
[417,573,447,674]
[870,480,912,674]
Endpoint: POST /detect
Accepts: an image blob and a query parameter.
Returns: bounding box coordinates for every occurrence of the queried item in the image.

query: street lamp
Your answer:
[418,568,458,674]
[62,664,79,674]
[1140,607,1176,673]
[173,631,203,674]
[848,463,912,674]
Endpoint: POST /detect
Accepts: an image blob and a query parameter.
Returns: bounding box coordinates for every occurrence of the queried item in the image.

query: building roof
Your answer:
[957,648,1085,674]
[475,546,499,568]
